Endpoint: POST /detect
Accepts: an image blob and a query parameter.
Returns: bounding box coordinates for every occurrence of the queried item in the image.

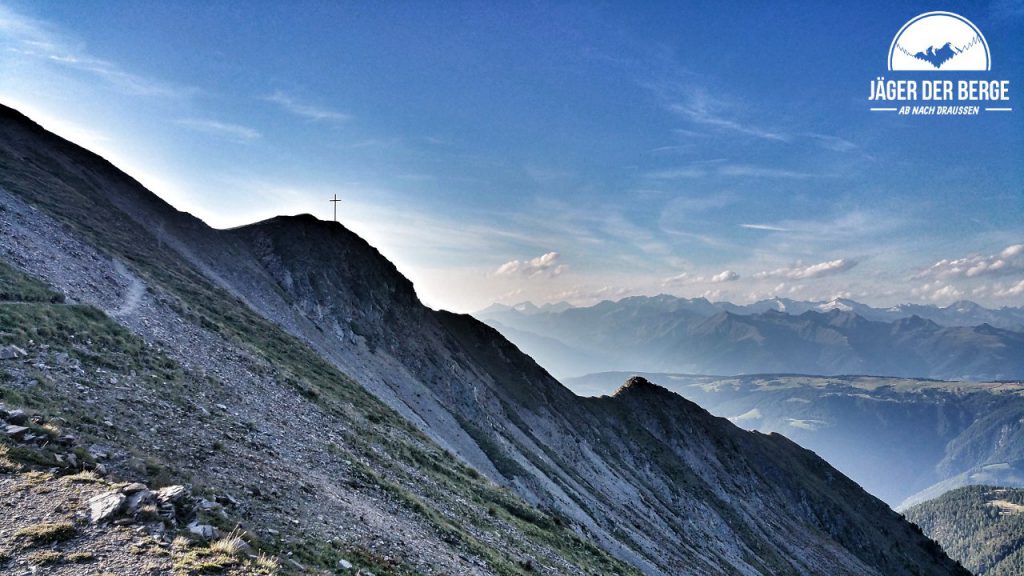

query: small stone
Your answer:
[186,521,217,539]
[156,485,187,503]
[125,490,154,514]
[6,409,28,425]
[338,558,353,570]
[0,345,26,360]
[94,463,107,476]
[215,403,228,411]
[121,482,149,494]
[4,425,29,440]
[89,491,127,523]
[66,453,78,467]
[196,498,220,512]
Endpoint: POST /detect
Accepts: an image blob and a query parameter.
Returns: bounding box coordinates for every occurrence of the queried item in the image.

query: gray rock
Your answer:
[195,498,220,512]
[125,490,155,514]
[156,485,187,503]
[0,344,26,360]
[186,521,217,539]
[121,482,149,494]
[6,409,27,425]
[4,425,29,440]
[89,491,126,523]
[87,444,111,459]
[338,558,353,570]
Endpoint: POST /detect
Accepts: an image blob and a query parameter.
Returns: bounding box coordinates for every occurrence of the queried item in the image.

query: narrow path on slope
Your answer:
[112,259,145,317]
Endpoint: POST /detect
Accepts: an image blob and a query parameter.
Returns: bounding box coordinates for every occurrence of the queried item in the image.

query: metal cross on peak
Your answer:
[329,194,341,222]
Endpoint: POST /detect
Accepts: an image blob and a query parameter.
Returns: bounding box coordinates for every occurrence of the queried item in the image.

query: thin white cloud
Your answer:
[661,269,738,285]
[805,133,858,152]
[0,5,194,98]
[265,91,351,123]
[495,252,568,278]
[662,272,691,286]
[754,258,858,280]
[176,119,261,142]
[719,164,815,179]
[646,167,705,179]
[741,223,789,232]
[646,163,818,181]
[666,89,789,142]
[915,243,1024,279]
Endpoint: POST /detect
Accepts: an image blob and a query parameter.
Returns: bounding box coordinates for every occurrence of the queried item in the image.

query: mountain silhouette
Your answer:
[914,42,959,68]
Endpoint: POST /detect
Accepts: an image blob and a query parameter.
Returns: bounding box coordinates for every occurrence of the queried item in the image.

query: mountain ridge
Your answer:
[0,103,969,575]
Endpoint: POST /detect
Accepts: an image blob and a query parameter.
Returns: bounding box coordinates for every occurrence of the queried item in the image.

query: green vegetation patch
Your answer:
[0,259,63,303]
[14,521,77,546]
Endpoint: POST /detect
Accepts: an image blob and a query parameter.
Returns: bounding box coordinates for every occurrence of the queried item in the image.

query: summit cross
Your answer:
[330,194,341,221]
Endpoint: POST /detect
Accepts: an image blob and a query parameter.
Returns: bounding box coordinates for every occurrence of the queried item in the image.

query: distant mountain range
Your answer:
[476,295,1024,380]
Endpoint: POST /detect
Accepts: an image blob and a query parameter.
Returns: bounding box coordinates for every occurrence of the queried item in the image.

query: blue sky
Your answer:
[1,1,1021,312]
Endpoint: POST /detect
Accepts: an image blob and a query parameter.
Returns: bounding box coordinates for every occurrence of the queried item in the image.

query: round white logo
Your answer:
[889,11,990,71]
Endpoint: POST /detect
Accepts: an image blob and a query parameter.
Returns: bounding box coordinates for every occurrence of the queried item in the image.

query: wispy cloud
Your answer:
[754,258,858,280]
[718,164,816,179]
[805,133,858,153]
[495,252,568,278]
[264,91,351,123]
[661,269,739,285]
[645,163,819,181]
[664,88,789,142]
[741,223,789,232]
[646,167,706,179]
[176,119,261,142]
[915,244,1024,280]
[0,5,194,98]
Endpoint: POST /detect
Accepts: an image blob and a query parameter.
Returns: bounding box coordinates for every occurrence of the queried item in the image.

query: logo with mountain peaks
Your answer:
[867,11,1010,116]
[889,11,990,71]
